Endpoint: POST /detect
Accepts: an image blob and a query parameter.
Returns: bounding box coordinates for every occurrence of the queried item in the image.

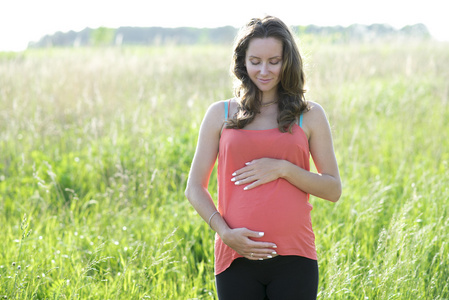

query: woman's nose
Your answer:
[260,63,269,75]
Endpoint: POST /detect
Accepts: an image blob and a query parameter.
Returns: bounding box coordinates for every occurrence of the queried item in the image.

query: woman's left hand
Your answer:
[231,158,285,191]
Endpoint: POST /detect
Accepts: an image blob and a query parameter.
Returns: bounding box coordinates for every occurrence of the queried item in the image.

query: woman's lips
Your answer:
[258,78,272,84]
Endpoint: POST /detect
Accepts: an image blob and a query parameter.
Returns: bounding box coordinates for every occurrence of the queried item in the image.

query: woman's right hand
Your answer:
[220,227,278,260]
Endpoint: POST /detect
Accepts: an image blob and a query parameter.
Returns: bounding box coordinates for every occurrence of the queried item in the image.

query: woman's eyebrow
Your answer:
[248,55,282,59]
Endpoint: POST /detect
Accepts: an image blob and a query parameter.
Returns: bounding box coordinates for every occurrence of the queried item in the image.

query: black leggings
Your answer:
[215,255,318,300]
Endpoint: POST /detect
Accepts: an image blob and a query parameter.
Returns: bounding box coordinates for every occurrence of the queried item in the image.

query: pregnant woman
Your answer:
[185,15,341,300]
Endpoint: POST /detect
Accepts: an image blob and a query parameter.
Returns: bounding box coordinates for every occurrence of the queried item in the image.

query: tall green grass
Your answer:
[0,40,448,299]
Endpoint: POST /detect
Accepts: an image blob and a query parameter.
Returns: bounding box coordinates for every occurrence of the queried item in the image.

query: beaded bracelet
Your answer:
[208,211,220,230]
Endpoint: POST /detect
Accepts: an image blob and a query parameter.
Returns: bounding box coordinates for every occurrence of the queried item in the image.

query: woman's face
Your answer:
[245,37,283,99]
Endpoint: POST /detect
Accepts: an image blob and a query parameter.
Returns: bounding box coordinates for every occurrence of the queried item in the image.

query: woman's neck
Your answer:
[261,91,278,105]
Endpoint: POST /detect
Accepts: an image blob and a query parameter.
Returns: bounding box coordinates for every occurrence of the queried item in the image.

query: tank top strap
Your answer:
[298,113,303,128]
[224,101,229,120]
[224,99,231,120]
[220,100,231,139]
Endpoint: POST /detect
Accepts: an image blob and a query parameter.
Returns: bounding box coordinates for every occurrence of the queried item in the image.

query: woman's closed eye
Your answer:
[250,60,281,66]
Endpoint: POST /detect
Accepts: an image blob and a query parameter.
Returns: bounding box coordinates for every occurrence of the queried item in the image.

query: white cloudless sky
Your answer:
[0,0,447,51]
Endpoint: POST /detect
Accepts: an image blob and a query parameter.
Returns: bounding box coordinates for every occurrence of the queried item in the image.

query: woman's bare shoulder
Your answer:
[302,101,330,138]
[201,99,234,130]
[206,100,225,115]
[207,98,237,117]
[304,101,328,122]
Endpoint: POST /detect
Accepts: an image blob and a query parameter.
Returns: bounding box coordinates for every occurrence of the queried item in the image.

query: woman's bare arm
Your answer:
[185,101,277,260]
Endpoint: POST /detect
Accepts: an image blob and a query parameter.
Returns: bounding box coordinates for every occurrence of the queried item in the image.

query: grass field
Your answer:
[1,38,448,299]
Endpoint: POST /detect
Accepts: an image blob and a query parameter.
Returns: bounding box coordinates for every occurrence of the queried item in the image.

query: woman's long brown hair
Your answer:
[226,16,308,133]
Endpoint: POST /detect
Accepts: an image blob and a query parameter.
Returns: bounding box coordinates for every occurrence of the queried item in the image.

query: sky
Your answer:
[1,0,448,51]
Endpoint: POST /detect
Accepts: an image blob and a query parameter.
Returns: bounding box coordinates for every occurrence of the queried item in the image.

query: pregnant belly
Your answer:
[224,192,312,245]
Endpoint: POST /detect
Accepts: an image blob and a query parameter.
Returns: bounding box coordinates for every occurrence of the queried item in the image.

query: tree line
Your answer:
[28,23,431,48]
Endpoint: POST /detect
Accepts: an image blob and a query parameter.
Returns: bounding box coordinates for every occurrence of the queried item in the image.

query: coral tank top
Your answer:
[215,102,317,275]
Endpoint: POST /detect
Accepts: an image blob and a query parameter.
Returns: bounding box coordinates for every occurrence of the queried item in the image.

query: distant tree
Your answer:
[90,27,115,46]
[400,24,430,38]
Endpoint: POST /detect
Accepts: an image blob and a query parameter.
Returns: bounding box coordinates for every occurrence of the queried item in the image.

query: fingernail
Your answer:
[272,252,277,255]
[259,258,264,261]
[272,245,277,248]
[235,181,240,185]
[267,255,272,258]
[243,186,248,190]
[245,162,251,165]
[231,178,236,182]
[232,172,237,176]
[259,232,264,237]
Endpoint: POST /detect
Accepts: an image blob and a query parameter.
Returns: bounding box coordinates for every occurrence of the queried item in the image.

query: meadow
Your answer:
[0,37,448,299]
